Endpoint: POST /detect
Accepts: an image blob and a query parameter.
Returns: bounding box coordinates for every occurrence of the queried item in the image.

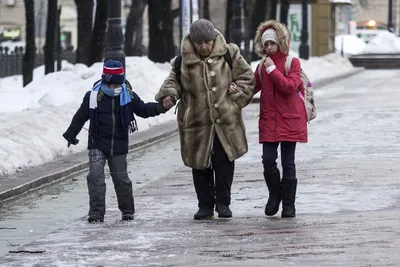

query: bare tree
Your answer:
[44,0,57,74]
[202,0,210,20]
[23,0,36,86]
[280,0,289,26]
[250,0,267,60]
[74,0,94,65]
[225,0,234,43]
[147,0,175,63]
[89,0,108,65]
[124,0,147,56]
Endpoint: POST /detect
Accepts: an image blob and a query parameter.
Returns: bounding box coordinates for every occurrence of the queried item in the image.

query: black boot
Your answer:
[87,214,104,223]
[194,207,214,220]
[263,168,281,216]
[121,213,134,221]
[281,179,297,218]
[216,204,232,218]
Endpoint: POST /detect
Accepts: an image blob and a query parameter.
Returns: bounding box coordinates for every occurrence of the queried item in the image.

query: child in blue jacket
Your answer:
[63,60,168,223]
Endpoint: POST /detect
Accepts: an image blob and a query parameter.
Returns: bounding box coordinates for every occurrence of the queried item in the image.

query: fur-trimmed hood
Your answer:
[254,20,290,57]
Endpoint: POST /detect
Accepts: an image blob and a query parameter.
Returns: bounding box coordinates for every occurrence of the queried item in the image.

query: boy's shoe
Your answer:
[87,214,104,223]
[122,213,135,221]
[216,204,232,218]
[193,207,214,220]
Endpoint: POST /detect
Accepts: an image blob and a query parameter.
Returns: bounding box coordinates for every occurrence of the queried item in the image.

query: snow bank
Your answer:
[251,51,356,82]
[0,57,175,176]
[335,35,366,55]
[363,31,400,54]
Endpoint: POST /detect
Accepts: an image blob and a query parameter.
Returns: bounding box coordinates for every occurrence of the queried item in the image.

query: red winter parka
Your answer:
[254,20,308,143]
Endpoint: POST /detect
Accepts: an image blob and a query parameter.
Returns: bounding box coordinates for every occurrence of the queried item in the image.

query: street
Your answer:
[1,69,400,266]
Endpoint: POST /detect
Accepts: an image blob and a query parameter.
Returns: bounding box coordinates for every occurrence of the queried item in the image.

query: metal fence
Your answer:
[0,46,76,78]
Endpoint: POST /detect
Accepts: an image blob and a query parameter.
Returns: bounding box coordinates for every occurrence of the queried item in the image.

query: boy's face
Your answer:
[105,84,122,88]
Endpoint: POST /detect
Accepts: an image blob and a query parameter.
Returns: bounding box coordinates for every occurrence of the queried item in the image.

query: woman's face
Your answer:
[264,41,278,55]
[193,40,214,57]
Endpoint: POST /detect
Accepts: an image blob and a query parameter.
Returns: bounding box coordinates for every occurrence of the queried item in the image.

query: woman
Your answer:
[253,20,308,218]
[156,19,255,220]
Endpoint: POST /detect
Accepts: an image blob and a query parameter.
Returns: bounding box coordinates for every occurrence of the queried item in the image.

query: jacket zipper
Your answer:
[111,98,115,156]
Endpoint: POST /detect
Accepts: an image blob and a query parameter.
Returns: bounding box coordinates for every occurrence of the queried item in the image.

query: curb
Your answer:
[0,120,179,202]
[251,67,365,103]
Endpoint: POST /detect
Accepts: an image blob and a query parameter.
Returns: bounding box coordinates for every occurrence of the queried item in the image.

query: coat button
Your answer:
[208,59,213,63]
[210,71,215,76]
[214,103,219,108]
[216,119,221,123]
[211,87,217,91]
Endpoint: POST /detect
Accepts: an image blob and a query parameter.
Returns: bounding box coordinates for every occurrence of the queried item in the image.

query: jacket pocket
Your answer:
[282,113,301,132]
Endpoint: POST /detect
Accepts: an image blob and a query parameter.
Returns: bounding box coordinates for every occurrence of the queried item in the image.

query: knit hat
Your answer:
[189,19,217,43]
[101,60,125,85]
[262,28,277,45]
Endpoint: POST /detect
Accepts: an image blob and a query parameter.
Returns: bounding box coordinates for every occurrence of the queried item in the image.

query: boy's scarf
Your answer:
[90,81,131,109]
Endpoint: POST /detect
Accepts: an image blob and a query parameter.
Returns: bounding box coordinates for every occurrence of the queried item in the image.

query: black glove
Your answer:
[62,133,79,147]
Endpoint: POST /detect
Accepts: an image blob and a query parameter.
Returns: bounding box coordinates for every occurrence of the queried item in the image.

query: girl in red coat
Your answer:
[254,20,308,218]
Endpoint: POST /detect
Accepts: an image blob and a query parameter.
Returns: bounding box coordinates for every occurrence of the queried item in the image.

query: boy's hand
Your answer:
[162,96,175,109]
[62,133,79,147]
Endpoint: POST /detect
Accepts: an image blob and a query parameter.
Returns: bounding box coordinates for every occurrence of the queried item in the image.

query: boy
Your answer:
[63,60,168,223]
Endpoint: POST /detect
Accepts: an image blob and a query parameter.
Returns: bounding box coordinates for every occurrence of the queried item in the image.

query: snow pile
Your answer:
[335,35,366,55]
[251,52,356,82]
[0,57,174,176]
[363,31,400,54]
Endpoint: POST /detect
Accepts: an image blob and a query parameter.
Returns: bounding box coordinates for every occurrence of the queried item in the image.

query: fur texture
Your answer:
[254,20,290,57]
[156,30,255,169]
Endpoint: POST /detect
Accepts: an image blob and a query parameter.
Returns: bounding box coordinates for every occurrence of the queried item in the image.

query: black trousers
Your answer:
[192,135,235,208]
[262,142,297,180]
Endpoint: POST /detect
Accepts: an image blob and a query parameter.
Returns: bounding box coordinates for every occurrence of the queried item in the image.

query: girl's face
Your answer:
[264,41,278,55]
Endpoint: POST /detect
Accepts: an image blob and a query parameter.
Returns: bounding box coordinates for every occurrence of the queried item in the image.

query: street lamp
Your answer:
[104,0,126,68]
[299,0,309,60]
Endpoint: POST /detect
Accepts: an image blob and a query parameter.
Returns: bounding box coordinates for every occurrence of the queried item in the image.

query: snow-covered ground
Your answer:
[0,53,356,177]
[335,34,366,55]
[363,31,400,54]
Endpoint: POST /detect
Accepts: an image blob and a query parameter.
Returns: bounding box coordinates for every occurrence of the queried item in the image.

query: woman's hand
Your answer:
[162,96,175,109]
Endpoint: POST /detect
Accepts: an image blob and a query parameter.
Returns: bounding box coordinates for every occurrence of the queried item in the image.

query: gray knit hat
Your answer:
[189,19,217,43]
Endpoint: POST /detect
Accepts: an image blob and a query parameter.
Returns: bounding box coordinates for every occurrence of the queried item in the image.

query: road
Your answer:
[1,70,400,266]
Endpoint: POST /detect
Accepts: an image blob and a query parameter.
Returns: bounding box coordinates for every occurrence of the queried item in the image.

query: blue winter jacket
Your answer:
[63,81,167,156]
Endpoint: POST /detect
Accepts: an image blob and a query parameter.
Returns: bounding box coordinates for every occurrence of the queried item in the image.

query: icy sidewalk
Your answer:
[1,70,400,266]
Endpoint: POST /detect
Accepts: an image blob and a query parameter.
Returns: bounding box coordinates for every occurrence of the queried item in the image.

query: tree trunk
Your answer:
[44,0,57,74]
[74,0,94,65]
[124,0,147,56]
[23,0,35,86]
[89,0,108,66]
[270,0,278,20]
[280,0,289,26]
[203,0,210,20]
[251,0,267,60]
[243,0,253,62]
[225,0,234,43]
[147,0,175,63]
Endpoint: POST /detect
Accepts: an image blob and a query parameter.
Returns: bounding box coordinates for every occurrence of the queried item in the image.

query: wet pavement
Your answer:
[1,70,400,266]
